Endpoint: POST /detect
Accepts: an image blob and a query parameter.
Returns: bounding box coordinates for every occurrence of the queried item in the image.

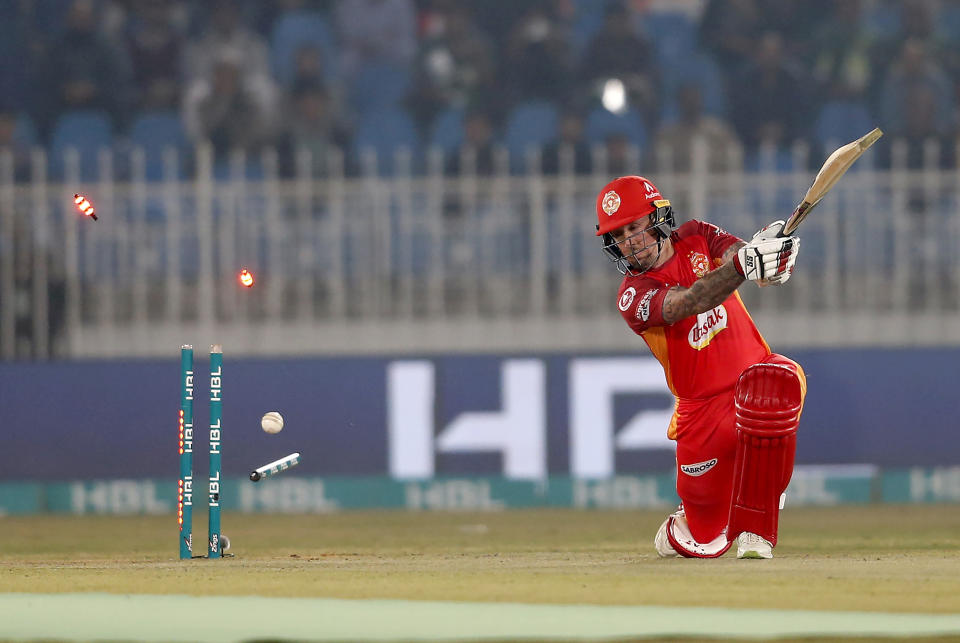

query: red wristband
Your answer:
[732,252,745,277]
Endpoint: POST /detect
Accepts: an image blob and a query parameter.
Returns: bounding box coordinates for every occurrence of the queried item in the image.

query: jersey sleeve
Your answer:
[617,279,671,334]
[693,220,743,260]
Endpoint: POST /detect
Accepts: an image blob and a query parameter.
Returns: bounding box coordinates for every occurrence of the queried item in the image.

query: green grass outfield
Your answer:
[2,505,960,642]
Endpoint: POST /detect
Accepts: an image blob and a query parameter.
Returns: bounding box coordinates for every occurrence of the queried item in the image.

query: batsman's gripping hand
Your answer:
[733,220,800,285]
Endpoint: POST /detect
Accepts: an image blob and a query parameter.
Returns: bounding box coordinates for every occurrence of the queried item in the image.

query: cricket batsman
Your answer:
[596,175,806,559]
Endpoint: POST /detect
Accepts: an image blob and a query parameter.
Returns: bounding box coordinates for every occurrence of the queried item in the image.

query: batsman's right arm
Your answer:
[662,244,746,324]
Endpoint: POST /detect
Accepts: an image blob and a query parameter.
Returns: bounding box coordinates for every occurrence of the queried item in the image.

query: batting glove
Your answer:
[734,233,800,284]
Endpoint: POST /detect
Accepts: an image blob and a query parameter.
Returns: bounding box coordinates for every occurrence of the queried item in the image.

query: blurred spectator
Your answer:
[502,1,574,104]
[652,84,740,173]
[809,0,874,102]
[249,0,328,38]
[879,39,955,141]
[278,79,349,177]
[869,0,936,82]
[601,134,637,176]
[0,109,33,182]
[445,105,499,176]
[335,0,417,78]
[756,0,832,62]
[408,3,498,132]
[699,0,763,78]
[182,48,277,158]
[34,0,134,135]
[0,1,44,115]
[126,0,186,111]
[579,1,658,128]
[729,31,810,150]
[541,106,591,175]
[877,85,956,169]
[288,44,326,87]
[182,0,271,83]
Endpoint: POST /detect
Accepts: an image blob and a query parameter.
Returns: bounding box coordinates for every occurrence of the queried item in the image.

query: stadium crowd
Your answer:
[1,0,960,178]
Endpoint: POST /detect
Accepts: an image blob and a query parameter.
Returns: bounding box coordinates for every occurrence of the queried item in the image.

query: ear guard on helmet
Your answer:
[596,199,675,275]
[649,199,675,237]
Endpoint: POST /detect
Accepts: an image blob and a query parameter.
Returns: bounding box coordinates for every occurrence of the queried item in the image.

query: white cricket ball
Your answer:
[261,411,284,434]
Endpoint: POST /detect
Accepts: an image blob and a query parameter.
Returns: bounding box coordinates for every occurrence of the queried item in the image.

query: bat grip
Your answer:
[781,200,818,236]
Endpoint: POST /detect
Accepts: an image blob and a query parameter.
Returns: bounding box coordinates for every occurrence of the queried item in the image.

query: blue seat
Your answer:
[352,108,421,175]
[864,0,901,39]
[571,0,616,54]
[212,156,265,182]
[937,3,960,42]
[505,101,559,168]
[585,106,647,148]
[270,10,336,84]
[659,53,727,122]
[12,113,37,147]
[815,100,874,148]
[349,62,411,115]
[638,11,698,69]
[129,111,189,180]
[49,110,113,181]
[429,107,465,154]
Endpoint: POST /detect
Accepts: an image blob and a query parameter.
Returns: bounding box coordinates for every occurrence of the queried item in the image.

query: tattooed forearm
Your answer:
[661,247,746,324]
[722,241,745,265]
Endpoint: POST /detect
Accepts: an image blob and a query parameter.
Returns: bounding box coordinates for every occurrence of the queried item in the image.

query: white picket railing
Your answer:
[1,140,959,359]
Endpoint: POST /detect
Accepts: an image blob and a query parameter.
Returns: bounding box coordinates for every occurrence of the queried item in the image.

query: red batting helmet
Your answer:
[595,176,673,237]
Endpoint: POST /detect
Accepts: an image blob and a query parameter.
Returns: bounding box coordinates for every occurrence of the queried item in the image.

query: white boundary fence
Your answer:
[1,140,958,359]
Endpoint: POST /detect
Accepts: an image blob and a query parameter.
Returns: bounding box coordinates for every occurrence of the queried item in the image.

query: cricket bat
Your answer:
[781,127,883,236]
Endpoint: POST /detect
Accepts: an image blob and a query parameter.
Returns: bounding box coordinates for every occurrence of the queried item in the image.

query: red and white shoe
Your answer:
[654,508,683,558]
[654,506,731,558]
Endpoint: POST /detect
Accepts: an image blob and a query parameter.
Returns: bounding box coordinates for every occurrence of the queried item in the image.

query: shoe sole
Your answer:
[737,550,772,559]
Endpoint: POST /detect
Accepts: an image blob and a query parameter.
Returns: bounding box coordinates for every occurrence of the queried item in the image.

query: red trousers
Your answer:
[673,353,806,544]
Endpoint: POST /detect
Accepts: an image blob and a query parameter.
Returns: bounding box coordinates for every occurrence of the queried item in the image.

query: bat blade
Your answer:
[782,127,883,236]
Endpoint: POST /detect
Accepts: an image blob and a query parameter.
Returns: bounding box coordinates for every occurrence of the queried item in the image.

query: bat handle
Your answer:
[781,199,818,236]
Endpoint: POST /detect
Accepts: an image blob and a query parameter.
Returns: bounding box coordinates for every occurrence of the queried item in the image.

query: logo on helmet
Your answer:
[602,191,621,216]
[618,287,636,311]
[643,181,661,198]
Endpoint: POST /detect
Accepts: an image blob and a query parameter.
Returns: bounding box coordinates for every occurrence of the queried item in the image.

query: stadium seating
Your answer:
[13,113,37,147]
[352,107,421,175]
[584,106,647,148]
[571,0,614,55]
[212,154,266,182]
[429,107,466,155]
[815,100,874,148]
[349,62,412,115]
[48,110,113,181]
[129,111,189,181]
[659,53,727,123]
[270,10,337,84]
[504,101,559,170]
[638,11,698,70]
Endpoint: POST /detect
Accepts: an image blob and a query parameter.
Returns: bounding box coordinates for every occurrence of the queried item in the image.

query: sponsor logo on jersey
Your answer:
[688,251,710,278]
[687,305,727,350]
[618,286,636,311]
[680,458,718,476]
[636,288,658,321]
[602,191,621,215]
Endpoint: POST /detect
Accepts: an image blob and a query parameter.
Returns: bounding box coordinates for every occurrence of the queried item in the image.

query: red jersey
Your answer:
[616,220,771,405]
